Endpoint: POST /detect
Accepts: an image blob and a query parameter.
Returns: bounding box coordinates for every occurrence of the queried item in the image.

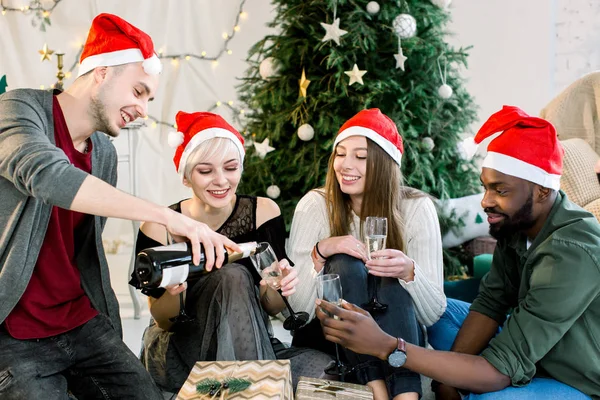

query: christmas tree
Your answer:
[238,0,480,276]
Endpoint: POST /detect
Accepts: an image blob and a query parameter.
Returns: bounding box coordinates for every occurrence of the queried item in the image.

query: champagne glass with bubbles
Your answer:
[252,242,309,330]
[316,273,348,380]
[362,216,388,313]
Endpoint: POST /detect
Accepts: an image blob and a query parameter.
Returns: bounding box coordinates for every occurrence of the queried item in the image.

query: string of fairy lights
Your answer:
[4,0,249,129]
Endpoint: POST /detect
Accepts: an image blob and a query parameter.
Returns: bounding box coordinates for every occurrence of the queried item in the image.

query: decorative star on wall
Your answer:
[344,64,367,86]
[253,138,275,159]
[38,43,54,62]
[320,18,348,46]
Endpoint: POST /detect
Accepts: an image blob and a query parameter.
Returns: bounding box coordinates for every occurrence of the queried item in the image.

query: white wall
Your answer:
[447,0,556,127]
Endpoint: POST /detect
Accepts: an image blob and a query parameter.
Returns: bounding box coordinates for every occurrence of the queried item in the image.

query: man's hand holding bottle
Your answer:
[163,208,241,270]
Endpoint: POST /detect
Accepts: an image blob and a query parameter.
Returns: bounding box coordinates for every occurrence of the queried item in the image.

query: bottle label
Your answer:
[159,264,189,288]
[151,242,188,252]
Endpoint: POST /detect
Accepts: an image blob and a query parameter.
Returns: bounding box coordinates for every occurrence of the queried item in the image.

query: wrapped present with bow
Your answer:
[295,376,373,399]
[176,360,293,400]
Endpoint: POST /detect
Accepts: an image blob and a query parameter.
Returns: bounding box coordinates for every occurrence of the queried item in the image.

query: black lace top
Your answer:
[129,195,290,298]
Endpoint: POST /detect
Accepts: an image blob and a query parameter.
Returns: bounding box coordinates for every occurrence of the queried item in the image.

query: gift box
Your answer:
[295,376,373,399]
[176,360,293,400]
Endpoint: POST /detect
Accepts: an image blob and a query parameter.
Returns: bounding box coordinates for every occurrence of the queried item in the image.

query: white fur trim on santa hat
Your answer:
[77,48,163,77]
[334,126,402,165]
[482,151,561,190]
[177,128,245,179]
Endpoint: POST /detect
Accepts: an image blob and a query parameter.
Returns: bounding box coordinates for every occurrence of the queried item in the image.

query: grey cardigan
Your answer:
[0,89,122,335]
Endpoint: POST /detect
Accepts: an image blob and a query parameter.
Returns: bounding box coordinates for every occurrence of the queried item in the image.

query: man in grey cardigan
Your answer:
[0,14,238,399]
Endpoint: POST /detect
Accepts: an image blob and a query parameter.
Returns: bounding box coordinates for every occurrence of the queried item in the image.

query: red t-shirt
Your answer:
[4,96,98,339]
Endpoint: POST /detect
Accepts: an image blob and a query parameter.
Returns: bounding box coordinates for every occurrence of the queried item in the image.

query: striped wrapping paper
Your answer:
[176,360,293,400]
[295,376,374,399]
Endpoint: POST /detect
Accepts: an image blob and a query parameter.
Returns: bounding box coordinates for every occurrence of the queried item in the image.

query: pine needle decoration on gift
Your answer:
[196,377,251,398]
[223,377,251,394]
[196,378,222,397]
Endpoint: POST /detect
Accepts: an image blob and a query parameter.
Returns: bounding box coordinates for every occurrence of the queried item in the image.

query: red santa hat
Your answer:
[475,105,563,190]
[78,13,162,77]
[334,108,403,165]
[169,111,245,180]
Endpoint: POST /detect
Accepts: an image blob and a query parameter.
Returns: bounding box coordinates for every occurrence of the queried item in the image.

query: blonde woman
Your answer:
[130,111,332,393]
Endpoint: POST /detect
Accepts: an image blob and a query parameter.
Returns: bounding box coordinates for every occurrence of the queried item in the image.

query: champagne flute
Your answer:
[251,242,309,330]
[362,216,388,313]
[316,273,348,380]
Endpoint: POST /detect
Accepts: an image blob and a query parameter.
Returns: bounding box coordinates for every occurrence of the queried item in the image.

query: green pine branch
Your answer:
[237,0,480,276]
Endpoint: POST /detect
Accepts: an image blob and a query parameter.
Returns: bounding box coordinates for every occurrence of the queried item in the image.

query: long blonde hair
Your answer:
[323,137,420,252]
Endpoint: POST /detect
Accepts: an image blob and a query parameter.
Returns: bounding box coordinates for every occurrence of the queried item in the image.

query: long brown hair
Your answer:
[323,137,421,252]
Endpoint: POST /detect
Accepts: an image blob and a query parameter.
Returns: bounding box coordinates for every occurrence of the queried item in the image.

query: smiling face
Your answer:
[480,167,538,239]
[333,136,368,202]
[89,62,159,137]
[183,138,242,210]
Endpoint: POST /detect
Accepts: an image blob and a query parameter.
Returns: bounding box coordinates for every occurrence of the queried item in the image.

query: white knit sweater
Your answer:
[286,190,447,327]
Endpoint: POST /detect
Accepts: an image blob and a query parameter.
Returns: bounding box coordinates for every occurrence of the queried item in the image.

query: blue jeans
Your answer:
[427,299,591,400]
[326,254,423,397]
[0,313,162,400]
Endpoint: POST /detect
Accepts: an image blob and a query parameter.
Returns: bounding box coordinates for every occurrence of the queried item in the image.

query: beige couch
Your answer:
[558,139,600,221]
[540,71,600,221]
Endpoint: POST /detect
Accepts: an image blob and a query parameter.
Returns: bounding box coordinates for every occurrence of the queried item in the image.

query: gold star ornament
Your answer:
[38,43,55,62]
[344,64,367,86]
[298,68,311,98]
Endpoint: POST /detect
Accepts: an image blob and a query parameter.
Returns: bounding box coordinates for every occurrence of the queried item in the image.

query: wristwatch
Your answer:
[387,337,407,367]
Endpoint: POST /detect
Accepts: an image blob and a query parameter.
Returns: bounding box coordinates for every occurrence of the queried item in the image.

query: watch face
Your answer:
[388,350,407,368]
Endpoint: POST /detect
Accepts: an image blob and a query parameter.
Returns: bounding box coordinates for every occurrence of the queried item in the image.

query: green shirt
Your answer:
[471,191,600,397]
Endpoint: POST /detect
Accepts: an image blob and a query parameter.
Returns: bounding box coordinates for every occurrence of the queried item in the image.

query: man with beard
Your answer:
[315,106,600,399]
[0,14,238,399]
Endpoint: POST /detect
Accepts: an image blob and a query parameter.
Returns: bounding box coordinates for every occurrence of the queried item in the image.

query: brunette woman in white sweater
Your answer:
[287,109,446,400]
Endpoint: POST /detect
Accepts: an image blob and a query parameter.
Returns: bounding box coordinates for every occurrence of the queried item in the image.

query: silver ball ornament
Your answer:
[393,14,417,39]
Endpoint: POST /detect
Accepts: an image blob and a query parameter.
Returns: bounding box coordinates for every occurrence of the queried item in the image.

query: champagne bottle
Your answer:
[134,241,258,289]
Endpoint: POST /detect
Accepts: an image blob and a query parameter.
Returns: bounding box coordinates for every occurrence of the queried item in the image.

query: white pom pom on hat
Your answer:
[167,131,185,148]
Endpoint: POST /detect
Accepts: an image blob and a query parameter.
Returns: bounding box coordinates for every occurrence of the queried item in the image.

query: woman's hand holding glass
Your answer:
[318,235,368,262]
[252,242,309,331]
[366,249,415,282]
[259,258,299,297]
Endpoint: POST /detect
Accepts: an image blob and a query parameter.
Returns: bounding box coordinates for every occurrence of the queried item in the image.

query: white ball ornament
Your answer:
[422,137,435,152]
[266,185,281,199]
[430,0,452,8]
[259,57,278,80]
[297,124,315,141]
[366,1,380,15]
[438,83,453,99]
[393,14,417,39]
